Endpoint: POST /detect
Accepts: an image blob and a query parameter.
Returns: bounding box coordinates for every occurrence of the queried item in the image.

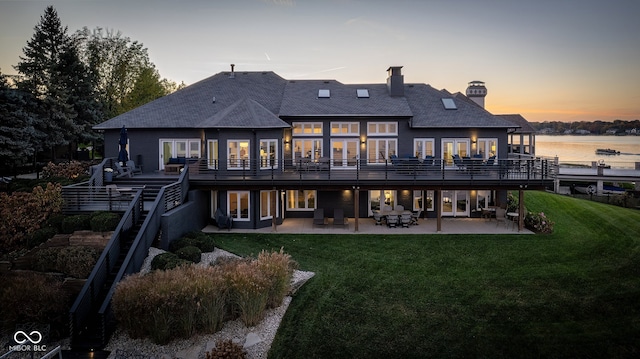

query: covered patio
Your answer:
[203,217,532,235]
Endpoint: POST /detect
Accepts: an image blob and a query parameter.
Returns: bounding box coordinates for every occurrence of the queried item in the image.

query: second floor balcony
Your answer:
[182,156,557,190]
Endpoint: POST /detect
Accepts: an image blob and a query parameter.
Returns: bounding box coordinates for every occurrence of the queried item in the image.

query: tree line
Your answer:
[0,6,183,175]
[530,120,640,134]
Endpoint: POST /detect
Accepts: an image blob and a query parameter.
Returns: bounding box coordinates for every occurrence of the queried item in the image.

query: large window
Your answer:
[286,190,316,211]
[331,122,359,136]
[476,190,492,209]
[367,122,398,136]
[207,140,218,169]
[292,122,323,135]
[476,138,497,159]
[414,138,435,158]
[260,139,278,169]
[228,191,249,221]
[413,190,434,212]
[442,138,470,166]
[368,190,396,215]
[159,139,200,169]
[367,139,397,164]
[260,190,278,220]
[293,139,323,162]
[228,140,250,169]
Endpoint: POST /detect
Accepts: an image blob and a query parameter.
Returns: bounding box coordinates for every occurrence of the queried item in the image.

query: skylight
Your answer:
[441,98,457,110]
[357,89,369,98]
[318,89,330,98]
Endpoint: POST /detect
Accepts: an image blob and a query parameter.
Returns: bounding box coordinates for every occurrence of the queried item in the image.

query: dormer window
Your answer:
[441,98,457,110]
[318,89,330,98]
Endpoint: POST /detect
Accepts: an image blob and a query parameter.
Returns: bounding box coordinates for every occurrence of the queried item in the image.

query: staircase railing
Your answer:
[69,164,190,348]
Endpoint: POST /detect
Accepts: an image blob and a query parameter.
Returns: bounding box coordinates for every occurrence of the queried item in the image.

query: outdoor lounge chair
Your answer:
[114,162,133,178]
[126,160,142,174]
[452,154,465,171]
[313,208,327,226]
[214,208,233,230]
[333,208,348,227]
[411,210,422,225]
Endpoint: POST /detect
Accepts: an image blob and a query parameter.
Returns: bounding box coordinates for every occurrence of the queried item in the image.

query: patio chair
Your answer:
[318,157,330,171]
[106,184,124,210]
[333,208,348,227]
[411,210,422,225]
[452,154,465,171]
[313,208,327,226]
[114,162,133,178]
[126,160,142,174]
[386,215,399,228]
[214,208,233,230]
[373,211,384,225]
[495,207,508,228]
[400,213,412,227]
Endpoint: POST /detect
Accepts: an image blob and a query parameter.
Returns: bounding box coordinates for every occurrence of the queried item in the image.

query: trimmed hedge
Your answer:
[151,252,190,271]
[90,212,121,232]
[176,245,202,263]
[170,232,216,253]
[61,214,91,234]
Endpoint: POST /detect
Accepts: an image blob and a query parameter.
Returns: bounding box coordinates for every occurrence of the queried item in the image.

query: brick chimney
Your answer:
[386,66,404,97]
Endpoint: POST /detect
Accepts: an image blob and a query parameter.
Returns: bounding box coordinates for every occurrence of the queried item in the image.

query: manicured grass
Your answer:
[215,191,640,358]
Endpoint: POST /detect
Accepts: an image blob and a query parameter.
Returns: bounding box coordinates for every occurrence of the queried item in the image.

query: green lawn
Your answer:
[215,191,640,358]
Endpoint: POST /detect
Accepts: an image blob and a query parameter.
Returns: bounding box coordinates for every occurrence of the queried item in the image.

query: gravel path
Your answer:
[104,247,314,359]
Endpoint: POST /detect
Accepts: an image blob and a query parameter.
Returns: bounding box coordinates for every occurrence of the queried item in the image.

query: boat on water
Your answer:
[595,148,620,155]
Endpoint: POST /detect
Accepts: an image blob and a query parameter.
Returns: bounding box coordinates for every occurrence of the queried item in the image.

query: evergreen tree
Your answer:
[14,6,75,160]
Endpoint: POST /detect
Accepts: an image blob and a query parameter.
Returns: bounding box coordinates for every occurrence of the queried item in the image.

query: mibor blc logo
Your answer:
[8,330,47,352]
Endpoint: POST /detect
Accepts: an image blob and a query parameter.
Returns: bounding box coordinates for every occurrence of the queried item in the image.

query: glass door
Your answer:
[441,190,469,217]
[331,139,359,168]
[368,190,396,215]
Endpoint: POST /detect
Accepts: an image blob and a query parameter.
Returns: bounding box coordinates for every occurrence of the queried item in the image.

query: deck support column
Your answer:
[354,187,359,232]
[436,189,442,233]
[518,188,524,231]
[272,188,277,232]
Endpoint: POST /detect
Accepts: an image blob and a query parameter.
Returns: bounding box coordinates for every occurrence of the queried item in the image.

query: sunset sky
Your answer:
[1,0,639,123]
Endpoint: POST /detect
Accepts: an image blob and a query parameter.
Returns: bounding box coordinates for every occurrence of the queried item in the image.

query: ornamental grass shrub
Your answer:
[256,248,297,308]
[225,260,270,327]
[113,265,228,344]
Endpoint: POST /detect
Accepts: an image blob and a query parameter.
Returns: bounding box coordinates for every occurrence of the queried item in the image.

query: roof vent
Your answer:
[229,64,235,79]
[318,89,330,98]
[212,96,216,103]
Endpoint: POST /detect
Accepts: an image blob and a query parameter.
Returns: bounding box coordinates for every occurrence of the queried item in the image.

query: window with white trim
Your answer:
[260,139,278,169]
[292,122,323,135]
[292,139,323,162]
[476,138,497,159]
[207,140,218,169]
[442,138,470,166]
[228,191,249,221]
[260,190,278,220]
[367,122,397,136]
[414,138,435,158]
[286,190,316,211]
[367,138,397,164]
[331,122,359,136]
[228,140,250,169]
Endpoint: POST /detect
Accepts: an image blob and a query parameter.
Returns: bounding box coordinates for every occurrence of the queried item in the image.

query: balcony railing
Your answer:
[185,156,558,187]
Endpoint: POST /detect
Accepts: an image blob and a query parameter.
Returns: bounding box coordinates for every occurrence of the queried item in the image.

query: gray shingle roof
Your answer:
[404,84,516,128]
[496,114,535,133]
[198,98,289,128]
[94,71,288,130]
[279,80,413,117]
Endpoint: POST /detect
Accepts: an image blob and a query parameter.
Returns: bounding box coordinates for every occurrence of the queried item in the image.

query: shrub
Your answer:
[113,265,228,344]
[176,245,202,263]
[45,213,65,232]
[256,248,297,308]
[525,211,554,234]
[27,226,58,248]
[0,183,62,252]
[206,339,247,359]
[41,161,90,180]
[151,252,190,271]
[90,212,121,232]
[225,260,270,327]
[170,232,216,253]
[61,214,91,234]
[34,246,101,278]
[0,272,70,338]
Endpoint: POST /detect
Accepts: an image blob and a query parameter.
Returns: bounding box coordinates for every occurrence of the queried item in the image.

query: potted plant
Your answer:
[104,168,114,182]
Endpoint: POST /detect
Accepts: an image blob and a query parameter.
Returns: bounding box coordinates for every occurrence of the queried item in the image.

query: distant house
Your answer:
[94,66,555,230]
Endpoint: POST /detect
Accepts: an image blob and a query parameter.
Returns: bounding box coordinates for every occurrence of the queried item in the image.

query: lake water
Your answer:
[535,135,640,166]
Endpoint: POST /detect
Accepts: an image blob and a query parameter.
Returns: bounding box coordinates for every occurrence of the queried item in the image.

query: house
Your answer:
[94,65,555,232]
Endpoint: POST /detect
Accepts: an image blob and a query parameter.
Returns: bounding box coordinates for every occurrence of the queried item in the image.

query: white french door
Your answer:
[441,190,469,217]
[331,139,359,168]
[442,138,470,167]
